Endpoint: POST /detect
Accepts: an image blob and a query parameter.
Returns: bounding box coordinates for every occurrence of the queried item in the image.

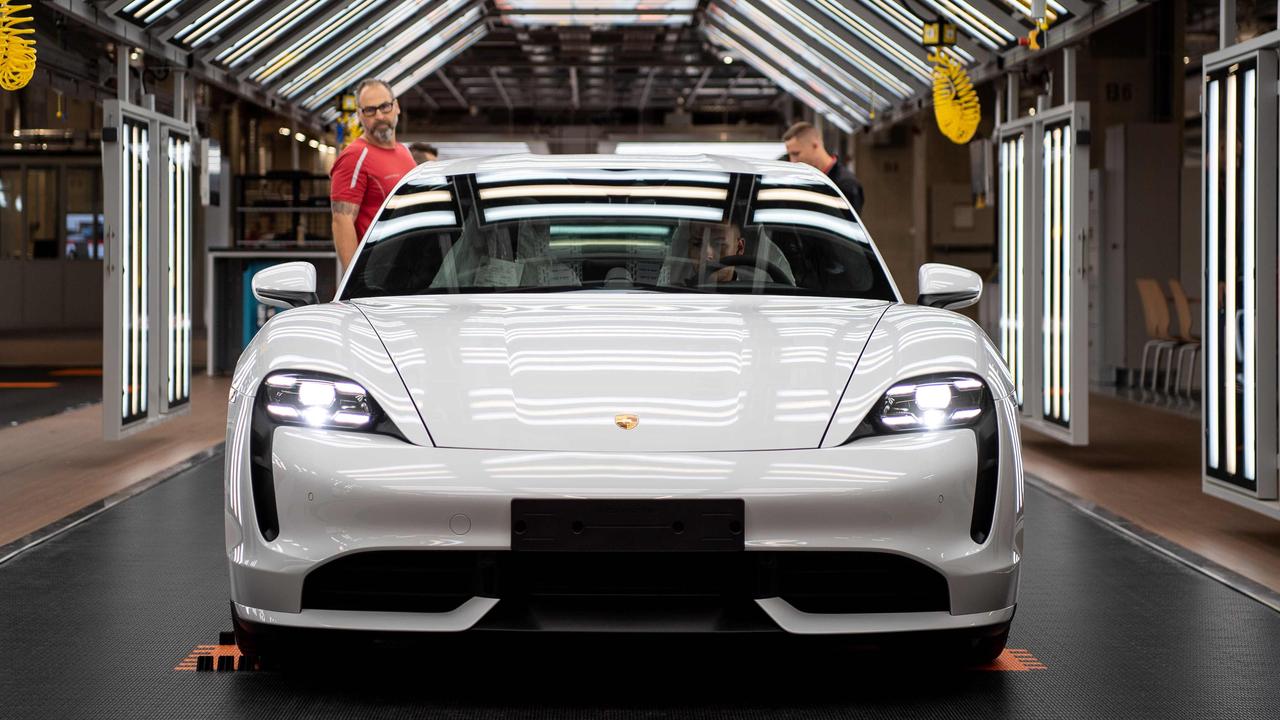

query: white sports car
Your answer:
[226,155,1022,663]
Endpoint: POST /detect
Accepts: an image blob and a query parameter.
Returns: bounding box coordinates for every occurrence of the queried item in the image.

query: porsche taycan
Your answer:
[226,154,1022,663]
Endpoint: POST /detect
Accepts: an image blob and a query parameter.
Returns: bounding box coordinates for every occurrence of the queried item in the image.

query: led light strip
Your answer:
[216,0,329,68]
[121,0,185,25]
[166,133,192,406]
[121,118,151,422]
[722,0,918,95]
[389,25,488,98]
[703,25,858,131]
[495,1,698,8]
[278,0,445,99]
[251,0,388,84]
[1000,0,1066,22]
[1241,68,1256,480]
[998,134,1024,406]
[917,0,1013,50]
[1224,73,1237,477]
[851,0,974,63]
[799,0,932,84]
[501,13,692,25]
[1205,77,1220,472]
[710,3,903,106]
[174,0,264,48]
[300,5,480,111]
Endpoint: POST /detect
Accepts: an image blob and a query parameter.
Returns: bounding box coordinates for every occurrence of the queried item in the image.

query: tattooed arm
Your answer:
[331,201,360,269]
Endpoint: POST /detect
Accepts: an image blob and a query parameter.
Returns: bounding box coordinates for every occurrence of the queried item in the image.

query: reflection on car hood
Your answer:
[354,293,890,451]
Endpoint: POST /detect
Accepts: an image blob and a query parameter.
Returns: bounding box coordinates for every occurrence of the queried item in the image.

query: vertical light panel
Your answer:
[1204,61,1261,491]
[166,132,193,409]
[998,132,1025,406]
[121,117,150,425]
[1205,76,1220,472]
[1041,120,1072,427]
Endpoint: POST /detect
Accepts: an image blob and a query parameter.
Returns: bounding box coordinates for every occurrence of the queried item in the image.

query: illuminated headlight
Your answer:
[261,372,377,430]
[858,375,989,437]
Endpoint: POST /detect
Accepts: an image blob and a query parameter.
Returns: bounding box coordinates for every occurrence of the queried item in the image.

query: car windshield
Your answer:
[341,168,896,301]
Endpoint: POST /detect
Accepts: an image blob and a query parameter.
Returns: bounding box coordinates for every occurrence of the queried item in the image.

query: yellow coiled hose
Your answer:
[0,1,36,91]
[930,51,979,145]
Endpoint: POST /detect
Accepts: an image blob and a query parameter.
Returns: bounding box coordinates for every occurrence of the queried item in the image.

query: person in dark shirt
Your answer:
[409,142,438,164]
[782,121,865,215]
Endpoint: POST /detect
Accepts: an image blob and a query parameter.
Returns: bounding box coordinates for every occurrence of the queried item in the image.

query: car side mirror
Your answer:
[917,263,982,310]
[252,262,319,310]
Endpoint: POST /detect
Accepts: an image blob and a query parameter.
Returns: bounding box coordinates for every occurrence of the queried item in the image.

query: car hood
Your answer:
[353,294,890,451]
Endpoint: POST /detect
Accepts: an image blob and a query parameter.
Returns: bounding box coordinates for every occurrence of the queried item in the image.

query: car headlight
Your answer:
[260,371,380,430]
[849,374,989,440]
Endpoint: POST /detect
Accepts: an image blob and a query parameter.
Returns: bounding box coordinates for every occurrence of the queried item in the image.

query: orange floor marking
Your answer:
[978,648,1047,671]
[176,643,1045,672]
[49,368,102,377]
[175,644,243,671]
[0,382,58,389]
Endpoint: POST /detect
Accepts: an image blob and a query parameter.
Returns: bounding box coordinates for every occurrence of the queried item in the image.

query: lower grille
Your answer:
[301,551,950,617]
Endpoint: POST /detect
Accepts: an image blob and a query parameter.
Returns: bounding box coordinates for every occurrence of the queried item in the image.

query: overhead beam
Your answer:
[436,71,469,107]
[638,68,657,110]
[489,68,514,110]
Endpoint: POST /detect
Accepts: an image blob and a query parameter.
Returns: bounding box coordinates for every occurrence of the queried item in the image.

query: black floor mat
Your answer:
[1,451,1278,719]
[0,367,101,426]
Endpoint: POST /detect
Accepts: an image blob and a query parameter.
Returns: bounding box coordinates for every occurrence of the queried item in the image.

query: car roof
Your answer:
[401,153,835,187]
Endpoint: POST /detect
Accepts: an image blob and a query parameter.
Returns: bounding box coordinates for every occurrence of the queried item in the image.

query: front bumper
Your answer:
[225,396,1023,635]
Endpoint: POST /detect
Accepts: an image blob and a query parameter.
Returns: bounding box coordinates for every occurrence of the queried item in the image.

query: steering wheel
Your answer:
[695,254,793,286]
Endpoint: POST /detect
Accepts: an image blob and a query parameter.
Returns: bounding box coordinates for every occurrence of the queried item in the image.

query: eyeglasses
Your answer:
[359,101,396,118]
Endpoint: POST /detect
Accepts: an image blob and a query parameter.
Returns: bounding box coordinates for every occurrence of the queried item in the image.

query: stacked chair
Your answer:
[1133,277,1200,399]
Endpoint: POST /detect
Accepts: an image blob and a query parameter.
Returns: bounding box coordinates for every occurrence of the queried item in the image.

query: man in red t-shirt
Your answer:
[330,78,417,268]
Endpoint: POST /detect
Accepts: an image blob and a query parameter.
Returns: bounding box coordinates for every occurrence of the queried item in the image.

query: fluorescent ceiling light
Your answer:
[215,0,330,68]
[501,13,691,25]
[794,0,933,83]
[389,25,489,98]
[299,4,479,110]
[281,0,457,100]
[251,0,390,84]
[175,0,265,48]
[714,0,912,99]
[703,20,860,130]
[121,0,185,26]
[848,0,975,63]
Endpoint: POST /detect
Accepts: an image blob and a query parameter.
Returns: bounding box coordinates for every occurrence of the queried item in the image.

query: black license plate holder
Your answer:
[511,499,745,552]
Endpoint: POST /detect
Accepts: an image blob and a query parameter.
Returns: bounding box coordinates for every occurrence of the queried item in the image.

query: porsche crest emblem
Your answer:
[614,414,639,430]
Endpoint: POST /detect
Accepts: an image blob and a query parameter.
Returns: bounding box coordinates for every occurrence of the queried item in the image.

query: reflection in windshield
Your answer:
[342,170,895,302]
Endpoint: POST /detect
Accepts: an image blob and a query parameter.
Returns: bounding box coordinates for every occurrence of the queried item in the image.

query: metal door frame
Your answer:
[995,101,1091,446]
[1201,36,1280,502]
[101,100,197,440]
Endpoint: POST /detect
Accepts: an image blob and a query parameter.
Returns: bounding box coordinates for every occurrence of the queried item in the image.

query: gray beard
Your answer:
[371,125,395,144]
